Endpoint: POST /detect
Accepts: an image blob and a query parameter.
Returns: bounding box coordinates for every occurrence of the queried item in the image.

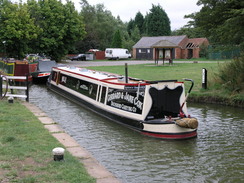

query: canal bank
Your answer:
[22,101,121,183]
[188,94,244,108]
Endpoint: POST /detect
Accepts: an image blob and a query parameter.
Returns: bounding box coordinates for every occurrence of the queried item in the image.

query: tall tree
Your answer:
[111,30,122,48]
[127,19,135,36]
[145,4,171,36]
[171,26,204,38]
[79,3,124,52]
[185,0,244,46]
[0,0,40,58]
[131,26,141,42]
[134,12,144,35]
[27,0,86,61]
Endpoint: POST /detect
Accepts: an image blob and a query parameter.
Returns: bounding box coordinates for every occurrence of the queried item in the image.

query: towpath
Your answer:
[22,102,121,183]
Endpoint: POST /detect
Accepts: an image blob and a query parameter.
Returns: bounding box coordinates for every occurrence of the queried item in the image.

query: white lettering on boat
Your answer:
[61,76,67,83]
[134,97,143,110]
[107,92,123,102]
[108,91,143,112]
[111,101,137,113]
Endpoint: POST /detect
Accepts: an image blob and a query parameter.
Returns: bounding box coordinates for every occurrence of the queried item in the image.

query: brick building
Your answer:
[133,35,209,60]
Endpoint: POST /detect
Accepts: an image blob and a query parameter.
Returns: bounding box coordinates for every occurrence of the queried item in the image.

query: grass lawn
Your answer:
[88,62,219,92]
[88,62,244,107]
[0,100,95,183]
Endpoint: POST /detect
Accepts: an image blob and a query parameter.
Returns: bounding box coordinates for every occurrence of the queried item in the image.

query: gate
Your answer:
[0,75,29,101]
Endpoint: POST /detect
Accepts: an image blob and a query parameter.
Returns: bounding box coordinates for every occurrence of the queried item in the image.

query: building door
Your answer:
[188,49,193,59]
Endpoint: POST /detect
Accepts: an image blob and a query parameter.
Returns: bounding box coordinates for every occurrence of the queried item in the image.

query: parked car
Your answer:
[70,54,86,61]
[105,48,131,60]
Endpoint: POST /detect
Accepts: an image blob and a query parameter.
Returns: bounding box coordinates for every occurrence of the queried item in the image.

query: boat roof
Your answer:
[54,66,178,85]
[55,66,120,80]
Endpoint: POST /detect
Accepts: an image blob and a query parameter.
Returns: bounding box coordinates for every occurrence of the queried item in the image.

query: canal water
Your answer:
[29,85,243,183]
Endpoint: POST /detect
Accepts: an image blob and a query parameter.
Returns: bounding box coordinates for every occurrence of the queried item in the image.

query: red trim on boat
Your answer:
[38,72,51,77]
[141,130,197,139]
[101,79,150,86]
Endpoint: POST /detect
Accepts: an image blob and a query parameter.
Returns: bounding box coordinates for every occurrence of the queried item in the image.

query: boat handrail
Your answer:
[146,79,178,84]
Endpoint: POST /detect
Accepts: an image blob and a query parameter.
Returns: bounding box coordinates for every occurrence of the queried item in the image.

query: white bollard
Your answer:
[52,147,65,161]
[8,96,14,103]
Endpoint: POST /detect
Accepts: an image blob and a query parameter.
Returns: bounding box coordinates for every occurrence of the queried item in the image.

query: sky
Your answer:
[72,0,202,30]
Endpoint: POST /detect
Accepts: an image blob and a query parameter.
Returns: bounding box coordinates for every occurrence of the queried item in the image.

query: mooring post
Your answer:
[52,147,65,161]
[202,68,207,89]
[125,63,128,83]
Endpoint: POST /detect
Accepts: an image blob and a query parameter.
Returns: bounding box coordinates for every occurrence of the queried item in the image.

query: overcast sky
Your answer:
[72,0,202,30]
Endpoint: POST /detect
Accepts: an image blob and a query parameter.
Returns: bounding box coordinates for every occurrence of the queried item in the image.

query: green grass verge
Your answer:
[88,62,218,91]
[0,100,95,183]
[173,58,231,62]
[88,62,244,107]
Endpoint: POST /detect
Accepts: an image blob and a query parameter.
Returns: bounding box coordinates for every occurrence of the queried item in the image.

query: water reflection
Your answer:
[29,85,244,183]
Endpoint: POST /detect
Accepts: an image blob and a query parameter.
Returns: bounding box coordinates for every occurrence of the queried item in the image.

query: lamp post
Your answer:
[2,41,6,58]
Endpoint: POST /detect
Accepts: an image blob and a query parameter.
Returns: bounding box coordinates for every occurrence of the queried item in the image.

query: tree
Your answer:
[79,3,124,52]
[131,26,141,42]
[0,0,41,58]
[111,30,122,48]
[145,4,171,36]
[185,0,244,46]
[127,19,135,36]
[134,12,144,35]
[27,0,86,61]
[122,30,134,50]
[171,26,204,38]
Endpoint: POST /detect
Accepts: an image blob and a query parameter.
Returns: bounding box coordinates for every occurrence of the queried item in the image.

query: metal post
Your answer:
[125,63,128,83]
[170,48,173,65]
[202,68,207,89]
[154,48,158,65]
[162,48,165,65]
[2,41,6,58]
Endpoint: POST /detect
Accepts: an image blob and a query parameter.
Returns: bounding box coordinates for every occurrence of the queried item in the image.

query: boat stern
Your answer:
[141,119,198,139]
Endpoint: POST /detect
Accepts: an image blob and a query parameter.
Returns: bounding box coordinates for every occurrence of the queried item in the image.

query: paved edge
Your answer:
[22,102,121,183]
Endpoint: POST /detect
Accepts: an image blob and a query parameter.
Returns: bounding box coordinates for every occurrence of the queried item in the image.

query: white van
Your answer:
[105,48,131,60]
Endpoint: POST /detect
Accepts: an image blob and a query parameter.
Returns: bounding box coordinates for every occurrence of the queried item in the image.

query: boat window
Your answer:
[100,86,107,104]
[59,74,98,100]
[51,71,57,81]
[86,83,98,100]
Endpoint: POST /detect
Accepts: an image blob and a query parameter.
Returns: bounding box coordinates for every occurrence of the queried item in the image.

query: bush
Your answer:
[214,53,244,93]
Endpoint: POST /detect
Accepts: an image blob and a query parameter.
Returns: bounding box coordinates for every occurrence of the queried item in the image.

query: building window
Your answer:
[147,49,150,53]
[138,49,146,53]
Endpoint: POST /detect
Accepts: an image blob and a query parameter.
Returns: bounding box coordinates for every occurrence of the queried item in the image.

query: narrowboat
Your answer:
[47,65,198,139]
[0,58,56,83]
[31,59,56,83]
[0,59,33,82]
